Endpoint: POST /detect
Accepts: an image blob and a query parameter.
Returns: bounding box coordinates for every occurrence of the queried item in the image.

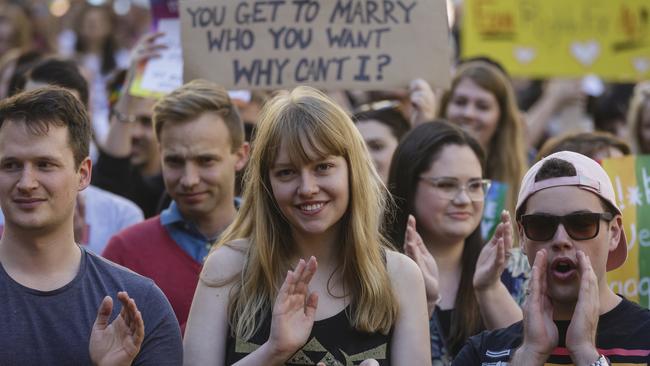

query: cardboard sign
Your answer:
[462,0,650,81]
[130,0,184,97]
[180,0,451,90]
[603,155,650,308]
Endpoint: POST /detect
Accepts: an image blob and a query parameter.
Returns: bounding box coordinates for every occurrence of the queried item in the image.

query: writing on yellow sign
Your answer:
[462,0,650,81]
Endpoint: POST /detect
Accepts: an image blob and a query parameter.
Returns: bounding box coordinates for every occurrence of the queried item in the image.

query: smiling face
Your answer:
[0,121,90,233]
[159,112,247,222]
[269,139,350,242]
[445,78,501,150]
[414,144,484,243]
[519,186,621,305]
[356,119,399,183]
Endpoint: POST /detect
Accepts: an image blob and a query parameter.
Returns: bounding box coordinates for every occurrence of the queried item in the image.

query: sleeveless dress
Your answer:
[225,306,392,366]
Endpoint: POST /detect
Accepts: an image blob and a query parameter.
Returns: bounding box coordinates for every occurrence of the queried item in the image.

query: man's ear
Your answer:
[77,157,92,192]
[234,142,250,172]
[608,215,624,254]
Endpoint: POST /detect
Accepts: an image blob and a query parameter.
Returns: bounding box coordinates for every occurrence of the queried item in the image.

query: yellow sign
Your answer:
[462,0,650,81]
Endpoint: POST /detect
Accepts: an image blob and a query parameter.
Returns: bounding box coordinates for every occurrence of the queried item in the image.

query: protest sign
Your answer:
[130,0,184,97]
[462,0,650,81]
[603,155,650,308]
[180,0,451,90]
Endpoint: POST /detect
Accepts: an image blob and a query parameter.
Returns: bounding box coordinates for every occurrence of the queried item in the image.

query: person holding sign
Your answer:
[453,151,650,365]
[386,121,529,365]
[183,86,430,365]
[438,60,527,216]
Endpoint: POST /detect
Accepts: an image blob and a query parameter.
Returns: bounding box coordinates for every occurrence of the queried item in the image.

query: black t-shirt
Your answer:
[225,307,391,365]
[453,297,650,365]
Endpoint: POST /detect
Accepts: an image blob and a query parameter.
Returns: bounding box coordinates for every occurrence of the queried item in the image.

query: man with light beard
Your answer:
[103,79,249,332]
[453,151,650,366]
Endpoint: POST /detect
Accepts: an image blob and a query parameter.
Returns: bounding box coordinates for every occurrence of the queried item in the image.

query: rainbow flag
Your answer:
[603,155,650,308]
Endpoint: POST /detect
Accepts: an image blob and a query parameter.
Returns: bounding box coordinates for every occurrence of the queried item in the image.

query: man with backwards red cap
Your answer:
[453,151,650,366]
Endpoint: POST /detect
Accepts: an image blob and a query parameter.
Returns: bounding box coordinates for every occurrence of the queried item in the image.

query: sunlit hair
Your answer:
[386,120,486,356]
[212,86,397,340]
[153,79,243,151]
[438,60,527,213]
[627,82,650,154]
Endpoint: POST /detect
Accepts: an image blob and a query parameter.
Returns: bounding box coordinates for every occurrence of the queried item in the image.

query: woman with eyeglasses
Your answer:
[386,120,529,365]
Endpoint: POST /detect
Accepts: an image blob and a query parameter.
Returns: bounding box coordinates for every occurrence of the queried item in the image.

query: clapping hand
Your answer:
[474,210,512,291]
[268,257,319,359]
[89,291,144,366]
[511,249,557,365]
[403,214,439,317]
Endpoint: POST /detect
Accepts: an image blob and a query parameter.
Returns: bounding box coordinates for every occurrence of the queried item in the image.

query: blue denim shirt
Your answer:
[160,199,241,263]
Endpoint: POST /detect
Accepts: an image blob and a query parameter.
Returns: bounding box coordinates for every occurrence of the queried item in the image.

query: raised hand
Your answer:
[268,257,319,358]
[409,79,437,127]
[403,215,439,317]
[89,291,144,366]
[512,249,557,365]
[474,210,512,291]
[565,251,600,365]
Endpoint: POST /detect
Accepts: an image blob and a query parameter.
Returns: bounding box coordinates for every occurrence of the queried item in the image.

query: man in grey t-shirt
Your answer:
[0,87,182,364]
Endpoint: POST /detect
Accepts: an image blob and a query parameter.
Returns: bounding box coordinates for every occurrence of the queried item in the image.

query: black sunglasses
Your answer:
[520,212,614,241]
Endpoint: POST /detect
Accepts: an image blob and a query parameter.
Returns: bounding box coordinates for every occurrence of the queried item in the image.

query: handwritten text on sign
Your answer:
[180,0,450,90]
[462,0,650,81]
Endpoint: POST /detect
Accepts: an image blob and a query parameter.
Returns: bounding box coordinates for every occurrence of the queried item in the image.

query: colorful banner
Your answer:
[603,155,650,308]
[481,181,508,241]
[179,0,451,90]
[129,0,183,97]
[462,0,650,81]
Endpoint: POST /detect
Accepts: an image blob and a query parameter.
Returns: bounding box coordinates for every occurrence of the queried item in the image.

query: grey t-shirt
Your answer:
[0,247,183,364]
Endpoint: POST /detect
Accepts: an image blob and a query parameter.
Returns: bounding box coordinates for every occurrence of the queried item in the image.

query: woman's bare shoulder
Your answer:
[201,239,250,284]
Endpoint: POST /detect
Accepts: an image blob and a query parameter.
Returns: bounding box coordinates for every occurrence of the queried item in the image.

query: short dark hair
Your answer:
[352,105,411,142]
[0,86,91,166]
[22,58,90,108]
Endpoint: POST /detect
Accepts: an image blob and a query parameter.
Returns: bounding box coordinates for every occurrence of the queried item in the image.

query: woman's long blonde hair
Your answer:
[214,86,398,340]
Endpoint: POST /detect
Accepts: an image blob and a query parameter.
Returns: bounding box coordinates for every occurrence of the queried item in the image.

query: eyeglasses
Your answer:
[419,177,491,202]
[520,212,614,241]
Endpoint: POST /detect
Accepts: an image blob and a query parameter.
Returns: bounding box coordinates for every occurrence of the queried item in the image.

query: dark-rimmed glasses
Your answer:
[520,212,614,241]
[419,177,491,202]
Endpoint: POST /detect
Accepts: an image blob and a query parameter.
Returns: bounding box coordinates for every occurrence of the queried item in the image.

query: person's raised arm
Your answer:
[103,32,166,158]
[184,243,320,366]
[387,251,432,365]
[403,214,439,318]
[409,79,437,128]
[473,210,523,329]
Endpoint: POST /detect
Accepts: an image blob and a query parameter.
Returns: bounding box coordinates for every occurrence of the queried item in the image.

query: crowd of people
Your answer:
[1,0,650,365]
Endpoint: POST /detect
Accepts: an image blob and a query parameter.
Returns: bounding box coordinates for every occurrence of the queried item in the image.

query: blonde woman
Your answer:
[183,86,430,365]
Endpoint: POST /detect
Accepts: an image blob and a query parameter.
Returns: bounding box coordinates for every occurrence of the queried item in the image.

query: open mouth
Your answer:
[551,257,578,280]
